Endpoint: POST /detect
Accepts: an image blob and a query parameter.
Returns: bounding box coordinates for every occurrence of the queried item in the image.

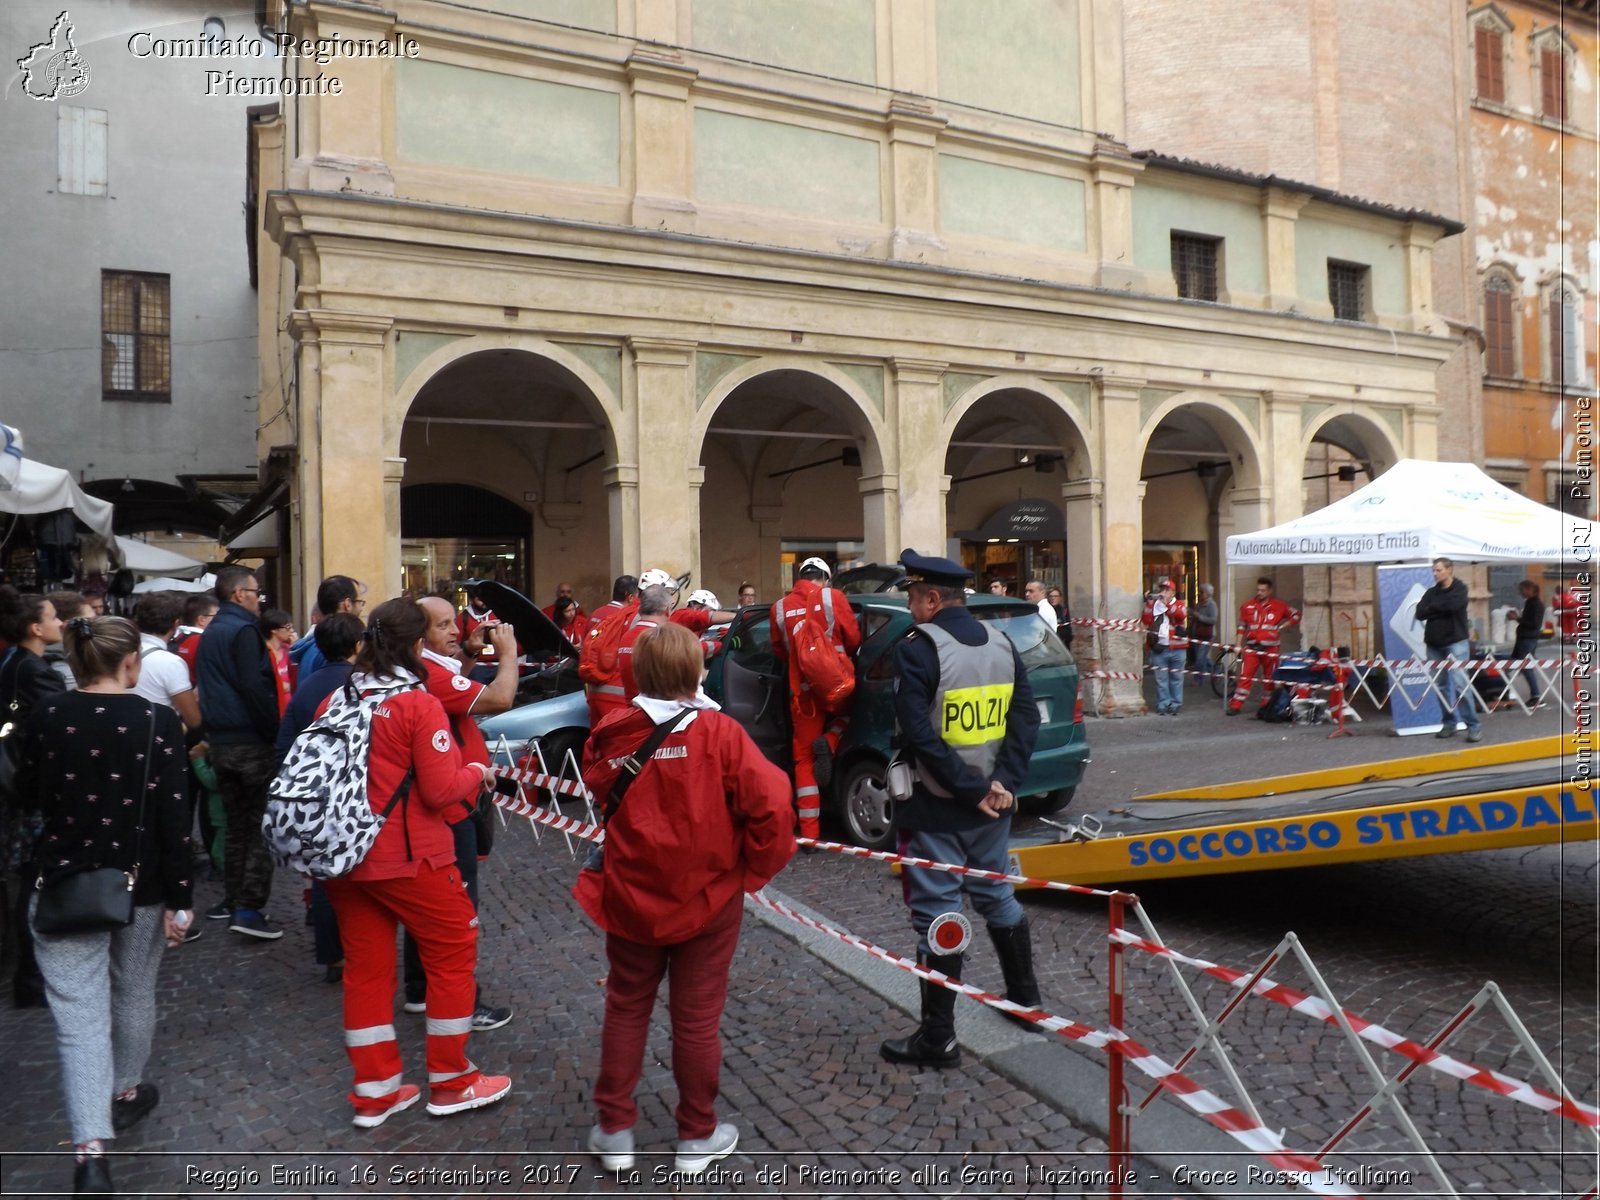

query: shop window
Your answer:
[1483,271,1518,377]
[101,270,170,402]
[1170,233,1220,302]
[1327,260,1370,323]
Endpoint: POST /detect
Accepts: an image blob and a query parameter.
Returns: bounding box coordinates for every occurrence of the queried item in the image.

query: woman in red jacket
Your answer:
[577,622,794,1179]
[320,598,511,1128]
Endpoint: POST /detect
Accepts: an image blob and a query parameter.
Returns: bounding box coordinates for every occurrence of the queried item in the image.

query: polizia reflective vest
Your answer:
[916,622,1015,799]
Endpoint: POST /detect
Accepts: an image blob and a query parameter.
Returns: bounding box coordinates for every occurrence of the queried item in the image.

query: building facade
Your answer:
[1469,0,1598,612]
[251,0,1466,706]
[0,1,263,563]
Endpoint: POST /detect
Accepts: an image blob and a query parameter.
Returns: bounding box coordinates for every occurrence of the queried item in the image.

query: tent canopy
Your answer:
[131,573,216,594]
[0,459,114,535]
[1226,459,1598,565]
[114,535,207,579]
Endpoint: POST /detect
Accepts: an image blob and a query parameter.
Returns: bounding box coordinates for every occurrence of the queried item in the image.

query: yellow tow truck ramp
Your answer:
[1008,734,1597,887]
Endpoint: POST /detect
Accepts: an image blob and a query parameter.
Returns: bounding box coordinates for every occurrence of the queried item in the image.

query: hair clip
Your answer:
[367,616,383,641]
[67,616,95,640]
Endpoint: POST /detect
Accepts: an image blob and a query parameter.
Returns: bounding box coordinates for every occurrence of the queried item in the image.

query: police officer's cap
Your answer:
[899,548,972,588]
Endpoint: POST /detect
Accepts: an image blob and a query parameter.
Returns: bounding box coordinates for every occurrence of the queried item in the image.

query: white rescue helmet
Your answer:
[639,568,676,591]
[798,556,832,578]
[687,589,719,609]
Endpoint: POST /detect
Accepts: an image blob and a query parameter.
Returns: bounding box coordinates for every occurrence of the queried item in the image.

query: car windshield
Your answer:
[978,611,1074,670]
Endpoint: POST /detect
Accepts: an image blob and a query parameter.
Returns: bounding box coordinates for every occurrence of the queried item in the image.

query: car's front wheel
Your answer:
[1018,785,1076,816]
[836,758,896,851]
[531,729,587,803]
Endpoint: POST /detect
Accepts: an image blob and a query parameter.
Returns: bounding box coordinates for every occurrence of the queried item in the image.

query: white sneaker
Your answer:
[674,1122,738,1175]
[588,1123,635,1172]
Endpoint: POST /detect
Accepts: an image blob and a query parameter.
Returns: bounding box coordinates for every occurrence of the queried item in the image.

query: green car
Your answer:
[705,592,1090,849]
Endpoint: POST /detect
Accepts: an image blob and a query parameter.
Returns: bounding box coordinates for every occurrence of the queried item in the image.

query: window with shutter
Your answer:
[101,271,171,402]
[1541,49,1567,122]
[57,106,108,197]
[1483,276,1516,378]
[1474,26,1504,102]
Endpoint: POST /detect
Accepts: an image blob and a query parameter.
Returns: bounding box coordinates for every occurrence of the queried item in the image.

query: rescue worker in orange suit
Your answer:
[769,557,861,839]
[582,575,639,731]
[1229,577,1301,715]
[618,584,673,701]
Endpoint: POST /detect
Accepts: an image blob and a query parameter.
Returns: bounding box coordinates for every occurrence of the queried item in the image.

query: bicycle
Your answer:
[1208,645,1241,700]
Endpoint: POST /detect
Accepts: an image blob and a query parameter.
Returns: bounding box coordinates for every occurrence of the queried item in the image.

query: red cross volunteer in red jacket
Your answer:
[769,557,861,838]
[319,598,512,1128]
[576,622,794,1178]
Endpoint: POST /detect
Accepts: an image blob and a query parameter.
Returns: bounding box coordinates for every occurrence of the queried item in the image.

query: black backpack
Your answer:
[1256,687,1294,723]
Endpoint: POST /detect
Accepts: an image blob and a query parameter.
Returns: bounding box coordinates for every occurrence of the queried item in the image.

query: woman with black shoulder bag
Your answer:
[18,615,192,1197]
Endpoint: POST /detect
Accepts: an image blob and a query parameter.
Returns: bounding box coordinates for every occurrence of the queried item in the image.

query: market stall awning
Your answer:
[0,458,114,535]
[1226,459,1598,565]
[114,535,207,578]
[131,573,216,594]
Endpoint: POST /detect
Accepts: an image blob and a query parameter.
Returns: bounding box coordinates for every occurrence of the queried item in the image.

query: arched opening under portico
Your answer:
[399,346,616,610]
[696,366,884,604]
[942,386,1091,603]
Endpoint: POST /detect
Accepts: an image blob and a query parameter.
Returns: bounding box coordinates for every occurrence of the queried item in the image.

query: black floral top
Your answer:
[18,692,193,911]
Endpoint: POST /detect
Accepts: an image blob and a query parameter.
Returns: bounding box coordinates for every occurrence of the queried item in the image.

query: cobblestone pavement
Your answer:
[774,697,1598,1198]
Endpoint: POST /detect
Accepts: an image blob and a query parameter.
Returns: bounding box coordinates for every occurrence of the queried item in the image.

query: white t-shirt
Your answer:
[133,633,194,710]
[1036,597,1056,628]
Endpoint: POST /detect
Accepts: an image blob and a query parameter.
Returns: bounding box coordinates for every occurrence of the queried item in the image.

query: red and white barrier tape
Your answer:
[748,889,1361,1198]
[1111,929,1600,1132]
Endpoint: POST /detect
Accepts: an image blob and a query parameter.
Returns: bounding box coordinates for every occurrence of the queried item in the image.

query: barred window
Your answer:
[1327,260,1369,323]
[1483,273,1517,378]
[1170,233,1220,302]
[101,271,170,402]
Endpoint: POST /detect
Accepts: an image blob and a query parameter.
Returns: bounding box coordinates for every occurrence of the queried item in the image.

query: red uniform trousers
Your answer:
[594,893,742,1141]
[1230,644,1281,710]
[324,861,480,1117]
[788,692,846,839]
[586,688,629,735]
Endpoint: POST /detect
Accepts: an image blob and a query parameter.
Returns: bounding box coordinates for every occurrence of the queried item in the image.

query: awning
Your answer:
[114,535,207,578]
[0,458,114,535]
[132,573,216,594]
[218,477,289,543]
[225,512,278,553]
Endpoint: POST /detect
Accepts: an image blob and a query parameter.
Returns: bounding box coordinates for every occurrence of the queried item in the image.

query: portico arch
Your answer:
[694,358,889,600]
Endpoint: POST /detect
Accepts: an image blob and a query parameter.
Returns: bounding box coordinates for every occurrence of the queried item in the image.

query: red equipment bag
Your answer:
[579,601,638,687]
[784,588,856,712]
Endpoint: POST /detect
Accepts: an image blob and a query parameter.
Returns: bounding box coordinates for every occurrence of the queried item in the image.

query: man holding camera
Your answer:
[880,550,1043,1069]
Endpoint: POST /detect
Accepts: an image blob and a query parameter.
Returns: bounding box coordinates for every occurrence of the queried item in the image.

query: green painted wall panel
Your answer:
[445,0,617,31]
[694,110,880,222]
[1131,185,1266,294]
[1294,219,1406,317]
[394,331,465,395]
[938,156,1085,252]
[397,60,619,185]
[692,0,875,84]
[935,0,1080,127]
[696,351,757,408]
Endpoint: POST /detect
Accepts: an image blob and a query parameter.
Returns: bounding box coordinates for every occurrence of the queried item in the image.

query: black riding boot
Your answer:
[880,952,962,1067]
[988,919,1043,1029]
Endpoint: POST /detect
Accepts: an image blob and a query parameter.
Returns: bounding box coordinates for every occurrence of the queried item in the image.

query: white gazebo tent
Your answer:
[1226,459,1598,566]
[114,535,207,579]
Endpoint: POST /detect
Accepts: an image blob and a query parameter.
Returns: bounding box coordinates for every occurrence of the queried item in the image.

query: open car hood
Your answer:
[474,580,578,663]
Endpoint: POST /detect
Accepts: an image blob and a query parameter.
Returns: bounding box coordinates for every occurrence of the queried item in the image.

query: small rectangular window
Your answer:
[1541,48,1567,122]
[101,271,171,402]
[57,106,107,196]
[1327,260,1369,322]
[1170,233,1220,302]
[1474,26,1504,102]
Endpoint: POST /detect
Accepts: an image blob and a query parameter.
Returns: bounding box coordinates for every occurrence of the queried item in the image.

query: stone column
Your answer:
[1098,376,1148,714]
[604,464,640,578]
[1262,392,1308,644]
[291,310,396,604]
[626,54,698,232]
[750,504,784,599]
[627,337,696,577]
[890,357,948,554]
[297,4,396,196]
[858,473,902,564]
[1260,187,1309,312]
[1401,222,1442,332]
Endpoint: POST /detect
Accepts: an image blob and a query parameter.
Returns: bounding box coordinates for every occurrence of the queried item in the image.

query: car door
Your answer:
[707,606,792,769]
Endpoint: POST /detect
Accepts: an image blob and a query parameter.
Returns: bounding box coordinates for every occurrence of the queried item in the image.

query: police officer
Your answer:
[880,550,1043,1068]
